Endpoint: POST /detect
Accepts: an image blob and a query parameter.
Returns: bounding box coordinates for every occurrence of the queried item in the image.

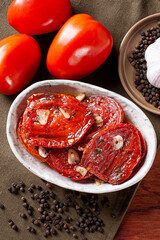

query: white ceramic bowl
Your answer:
[6,80,157,193]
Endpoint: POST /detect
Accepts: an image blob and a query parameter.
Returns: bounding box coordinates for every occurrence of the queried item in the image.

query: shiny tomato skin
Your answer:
[46,13,113,80]
[0,34,41,95]
[7,0,72,35]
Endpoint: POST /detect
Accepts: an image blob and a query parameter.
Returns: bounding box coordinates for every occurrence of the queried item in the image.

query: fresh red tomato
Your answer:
[46,13,113,80]
[7,0,72,35]
[0,34,41,95]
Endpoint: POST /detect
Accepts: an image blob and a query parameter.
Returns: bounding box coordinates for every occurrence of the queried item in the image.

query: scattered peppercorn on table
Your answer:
[0,1,160,240]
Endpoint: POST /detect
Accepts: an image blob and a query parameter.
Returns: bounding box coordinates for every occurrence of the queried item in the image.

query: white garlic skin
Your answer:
[145,37,160,88]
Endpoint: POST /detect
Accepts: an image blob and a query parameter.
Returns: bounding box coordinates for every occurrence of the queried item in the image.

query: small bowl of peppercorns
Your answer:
[118,13,160,115]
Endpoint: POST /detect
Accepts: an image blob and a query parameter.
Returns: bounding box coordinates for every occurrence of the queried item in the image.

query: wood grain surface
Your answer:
[114,147,160,240]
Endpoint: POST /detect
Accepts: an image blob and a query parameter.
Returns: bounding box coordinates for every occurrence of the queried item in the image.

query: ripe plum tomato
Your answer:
[7,0,72,35]
[46,13,113,80]
[0,34,41,95]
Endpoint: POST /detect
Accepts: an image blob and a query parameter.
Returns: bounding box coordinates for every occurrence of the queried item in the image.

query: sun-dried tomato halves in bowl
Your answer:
[17,92,146,184]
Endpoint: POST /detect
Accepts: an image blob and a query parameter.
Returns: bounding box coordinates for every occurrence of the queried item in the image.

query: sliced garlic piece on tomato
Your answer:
[94,116,103,129]
[76,93,86,101]
[94,116,103,127]
[68,139,75,145]
[38,146,49,158]
[77,146,84,151]
[113,135,123,150]
[68,148,80,165]
[59,107,70,119]
[75,166,87,176]
[37,109,50,125]
[95,179,104,186]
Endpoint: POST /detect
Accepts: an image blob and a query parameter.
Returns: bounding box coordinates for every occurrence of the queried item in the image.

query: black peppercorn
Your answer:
[50,228,57,235]
[12,224,18,231]
[30,184,35,189]
[8,219,14,226]
[34,220,40,226]
[36,185,42,190]
[73,233,78,239]
[19,213,27,219]
[34,193,39,199]
[27,210,33,216]
[0,203,5,209]
[38,207,43,213]
[20,187,25,192]
[19,182,25,187]
[28,187,34,193]
[46,183,52,189]
[50,192,55,199]
[22,202,28,208]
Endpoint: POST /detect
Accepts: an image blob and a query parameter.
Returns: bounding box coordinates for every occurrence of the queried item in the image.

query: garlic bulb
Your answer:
[145,37,160,88]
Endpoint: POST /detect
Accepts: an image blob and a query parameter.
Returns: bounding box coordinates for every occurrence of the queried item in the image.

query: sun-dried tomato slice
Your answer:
[18,118,91,180]
[81,123,142,184]
[17,117,46,162]
[46,148,92,180]
[74,96,124,150]
[22,93,93,148]
[83,96,124,131]
[123,120,146,162]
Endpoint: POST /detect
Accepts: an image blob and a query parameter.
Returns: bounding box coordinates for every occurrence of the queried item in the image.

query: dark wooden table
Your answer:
[114,147,160,240]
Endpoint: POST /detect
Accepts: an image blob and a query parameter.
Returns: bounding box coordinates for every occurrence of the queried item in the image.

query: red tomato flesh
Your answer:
[46,148,92,180]
[83,96,124,131]
[22,93,93,148]
[82,123,142,184]
[18,117,91,180]
[18,117,46,162]
[74,96,124,150]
